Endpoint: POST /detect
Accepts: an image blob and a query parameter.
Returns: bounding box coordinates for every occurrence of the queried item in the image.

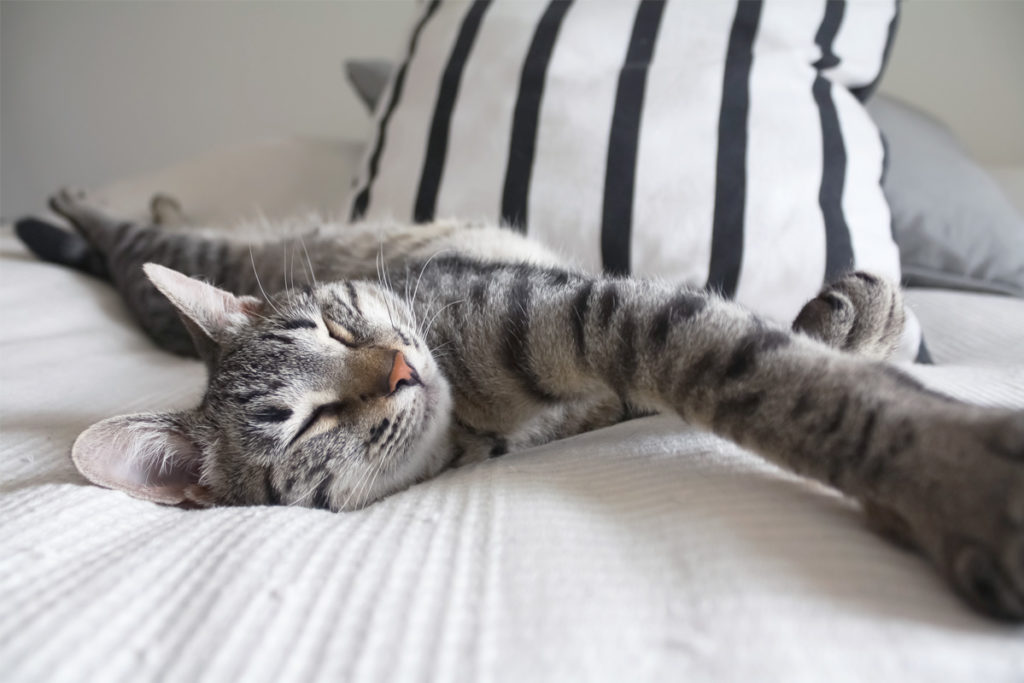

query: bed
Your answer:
[1,137,1023,682]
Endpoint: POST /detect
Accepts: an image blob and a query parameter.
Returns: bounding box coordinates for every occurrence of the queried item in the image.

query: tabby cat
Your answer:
[15,188,1024,621]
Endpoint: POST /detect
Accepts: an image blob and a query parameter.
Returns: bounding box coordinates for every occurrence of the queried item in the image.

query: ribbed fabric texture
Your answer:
[3,228,1024,682]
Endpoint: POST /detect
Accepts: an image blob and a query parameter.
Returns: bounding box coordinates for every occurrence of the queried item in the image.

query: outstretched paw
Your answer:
[46,187,126,252]
[793,271,904,360]
[868,410,1024,620]
[150,193,187,227]
[48,186,96,222]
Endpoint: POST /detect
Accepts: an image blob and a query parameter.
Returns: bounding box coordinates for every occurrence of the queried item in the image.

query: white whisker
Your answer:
[429,340,455,355]
[282,239,290,292]
[298,232,318,288]
[424,298,466,339]
[360,461,383,510]
[376,238,396,328]
[340,464,373,511]
[410,248,452,320]
[249,246,283,316]
[288,471,332,508]
[289,238,297,292]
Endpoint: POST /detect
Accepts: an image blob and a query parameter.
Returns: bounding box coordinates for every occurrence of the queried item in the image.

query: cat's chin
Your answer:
[405,377,455,481]
[335,377,454,513]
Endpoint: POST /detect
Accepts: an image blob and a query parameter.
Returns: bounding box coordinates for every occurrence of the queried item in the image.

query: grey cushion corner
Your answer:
[344,59,394,113]
[869,93,1024,297]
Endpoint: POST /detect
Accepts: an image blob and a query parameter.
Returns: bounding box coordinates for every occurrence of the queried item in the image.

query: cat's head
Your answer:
[71,264,453,511]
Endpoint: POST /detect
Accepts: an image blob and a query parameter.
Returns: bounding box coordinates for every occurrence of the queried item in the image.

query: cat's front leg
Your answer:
[635,299,1024,620]
[508,275,1024,619]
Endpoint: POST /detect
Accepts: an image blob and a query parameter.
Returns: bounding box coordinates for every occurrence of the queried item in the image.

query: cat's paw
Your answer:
[149,193,186,226]
[868,410,1024,620]
[793,271,904,360]
[46,187,127,251]
[47,186,92,220]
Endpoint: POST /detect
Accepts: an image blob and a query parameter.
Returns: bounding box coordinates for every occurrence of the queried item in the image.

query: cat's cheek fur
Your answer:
[407,375,455,480]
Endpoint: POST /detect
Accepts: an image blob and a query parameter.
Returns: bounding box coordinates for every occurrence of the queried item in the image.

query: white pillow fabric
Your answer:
[348,0,920,358]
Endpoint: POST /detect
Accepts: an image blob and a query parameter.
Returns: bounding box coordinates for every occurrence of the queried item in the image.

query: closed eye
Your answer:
[290,401,349,446]
[324,318,358,347]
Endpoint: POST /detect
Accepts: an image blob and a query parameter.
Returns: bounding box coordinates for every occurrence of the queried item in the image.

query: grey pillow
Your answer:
[868,94,1024,296]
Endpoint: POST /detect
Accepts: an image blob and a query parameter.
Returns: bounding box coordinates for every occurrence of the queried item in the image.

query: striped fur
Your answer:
[19,188,1024,621]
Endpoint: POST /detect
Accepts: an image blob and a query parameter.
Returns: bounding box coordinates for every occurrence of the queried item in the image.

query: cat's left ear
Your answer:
[71,412,214,507]
[143,263,263,359]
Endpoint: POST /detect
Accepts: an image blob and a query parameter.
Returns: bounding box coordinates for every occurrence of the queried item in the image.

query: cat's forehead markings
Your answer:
[327,290,361,321]
[344,281,362,314]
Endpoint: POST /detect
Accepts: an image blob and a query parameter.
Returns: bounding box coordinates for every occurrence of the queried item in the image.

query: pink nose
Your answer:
[389,351,416,394]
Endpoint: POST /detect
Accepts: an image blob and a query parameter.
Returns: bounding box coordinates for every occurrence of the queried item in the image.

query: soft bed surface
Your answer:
[2,141,1024,682]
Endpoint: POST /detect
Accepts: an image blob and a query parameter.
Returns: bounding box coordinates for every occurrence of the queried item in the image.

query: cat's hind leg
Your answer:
[792,271,905,360]
[17,188,185,278]
[33,187,322,357]
[14,187,124,278]
[14,216,110,280]
[38,187,217,355]
[48,186,137,251]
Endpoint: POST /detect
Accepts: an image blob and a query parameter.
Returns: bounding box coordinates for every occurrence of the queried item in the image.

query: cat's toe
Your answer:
[947,540,1024,620]
[951,418,1024,619]
[48,187,74,216]
[876,410,1024,620]
[793,271,903,359]
[792,291,855,346]
[48,186,92,219]
[986,412,1024,464]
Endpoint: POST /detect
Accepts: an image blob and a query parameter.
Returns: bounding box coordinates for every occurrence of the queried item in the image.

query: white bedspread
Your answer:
[2,140,1023,682]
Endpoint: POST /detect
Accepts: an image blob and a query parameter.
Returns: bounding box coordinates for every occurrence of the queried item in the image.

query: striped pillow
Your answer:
[348,0,923,359]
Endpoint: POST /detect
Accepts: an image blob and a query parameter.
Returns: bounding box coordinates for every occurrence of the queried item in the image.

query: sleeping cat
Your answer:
[15,188,1024,621]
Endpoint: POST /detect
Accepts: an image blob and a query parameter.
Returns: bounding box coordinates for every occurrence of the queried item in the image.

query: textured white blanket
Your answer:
[2,141,1023,682]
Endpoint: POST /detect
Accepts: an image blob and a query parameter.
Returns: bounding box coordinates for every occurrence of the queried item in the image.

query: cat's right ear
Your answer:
[143,263,263,360]
[71,412,214,507]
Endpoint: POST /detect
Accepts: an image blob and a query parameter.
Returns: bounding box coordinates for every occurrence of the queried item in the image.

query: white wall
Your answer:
[879,0,1024,166]
[1,0,417,220]
[2,0,1022,221]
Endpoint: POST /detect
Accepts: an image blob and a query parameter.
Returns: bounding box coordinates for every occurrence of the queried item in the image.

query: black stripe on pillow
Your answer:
[706,0,762,296]
[501,0,575,230]
[814,1,854,282]
[813,0,844,71]
[414,0,493,223]
[351,0,441,222]
[600,0,667,276]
